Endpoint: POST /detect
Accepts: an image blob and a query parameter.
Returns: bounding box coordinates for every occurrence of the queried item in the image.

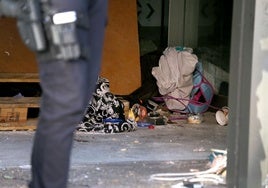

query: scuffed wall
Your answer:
[0,0,141,95]
[0,18,37,73]
[101,0,141,94]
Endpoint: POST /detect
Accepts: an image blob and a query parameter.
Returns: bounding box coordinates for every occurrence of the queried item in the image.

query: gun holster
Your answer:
[0,0,46,51]
[0,0,89,61]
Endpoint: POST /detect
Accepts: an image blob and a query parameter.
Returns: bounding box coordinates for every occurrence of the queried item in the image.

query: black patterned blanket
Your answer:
[77,77,137,133]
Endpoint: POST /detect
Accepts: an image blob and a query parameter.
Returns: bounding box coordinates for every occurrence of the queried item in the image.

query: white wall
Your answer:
[250,0,268,185]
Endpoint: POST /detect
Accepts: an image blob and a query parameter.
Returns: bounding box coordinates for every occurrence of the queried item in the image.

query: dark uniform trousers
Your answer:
[29,0,108,187]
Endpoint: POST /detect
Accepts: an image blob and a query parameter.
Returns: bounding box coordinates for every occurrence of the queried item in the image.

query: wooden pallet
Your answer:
[0,97,40,131]
[0,119,37,131]
[0,73,39,83]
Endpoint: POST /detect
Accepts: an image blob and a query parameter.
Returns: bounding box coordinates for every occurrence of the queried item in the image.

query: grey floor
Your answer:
[0,112,227,188]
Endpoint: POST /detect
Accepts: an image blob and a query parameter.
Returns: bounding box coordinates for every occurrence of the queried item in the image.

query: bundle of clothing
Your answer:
[77,77,137,133]
[152,47,214,114]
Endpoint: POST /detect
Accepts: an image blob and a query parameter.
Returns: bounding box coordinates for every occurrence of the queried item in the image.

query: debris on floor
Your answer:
[76,47,230,134]
[150,149,227,188]
[187,114,204,124]
[215,107,229,126]
[263,174,268,188]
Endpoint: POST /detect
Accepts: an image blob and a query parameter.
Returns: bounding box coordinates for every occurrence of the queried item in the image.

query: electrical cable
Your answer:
[150,154,227,186]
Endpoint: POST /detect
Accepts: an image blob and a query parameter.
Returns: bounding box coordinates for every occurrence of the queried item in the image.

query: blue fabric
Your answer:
[187,62,214,114]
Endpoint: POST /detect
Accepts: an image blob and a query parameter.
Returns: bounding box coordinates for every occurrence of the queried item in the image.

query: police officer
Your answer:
[0,0,107,187]
[29,1,108,187]
[26,1,108,187]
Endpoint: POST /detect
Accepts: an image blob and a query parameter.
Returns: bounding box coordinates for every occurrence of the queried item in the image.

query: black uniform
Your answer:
[28,0,108,187]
